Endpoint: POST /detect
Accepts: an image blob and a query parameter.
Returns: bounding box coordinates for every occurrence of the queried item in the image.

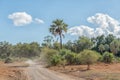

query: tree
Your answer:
[74,36,93,53]
[53,41,60,50]
[49,19,68,49]
[13,42,41,58]
[96,35,106,45]
[64,40,76,52]
[104,44,110,52]
[110,40,120,54]
[103,52,114,63]
[98,44,105,54]
[79,50,99,70]
[92,35,106,52]
[105,34,115,44]
[0,41,12,59]
[64,40,72,50]
[42,35,54,48]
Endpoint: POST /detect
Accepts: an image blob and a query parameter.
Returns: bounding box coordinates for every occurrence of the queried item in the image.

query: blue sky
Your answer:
[0,0,120,44]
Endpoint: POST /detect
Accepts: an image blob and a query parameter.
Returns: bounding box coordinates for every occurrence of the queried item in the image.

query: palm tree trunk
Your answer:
[60,34,62,49]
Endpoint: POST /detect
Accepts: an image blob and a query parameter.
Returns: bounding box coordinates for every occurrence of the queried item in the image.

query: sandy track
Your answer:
[25,60,84,80]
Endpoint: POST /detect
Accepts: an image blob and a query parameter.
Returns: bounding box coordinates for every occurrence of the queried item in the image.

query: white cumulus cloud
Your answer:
[68,13,120,37]
[8,12,32,26]
[68,25,94,37]
[35,18,44,24]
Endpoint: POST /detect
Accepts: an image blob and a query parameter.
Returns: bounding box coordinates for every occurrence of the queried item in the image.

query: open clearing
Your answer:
[1,61,120,80]
[25,60,83,80]
[49,63,120,80]
[0,60,82,80]
[0,61,28,80]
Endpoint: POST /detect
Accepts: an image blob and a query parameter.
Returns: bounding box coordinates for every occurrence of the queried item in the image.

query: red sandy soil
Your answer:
[49,63,120,80]
[0,61,27,80]
[1,61,120,80]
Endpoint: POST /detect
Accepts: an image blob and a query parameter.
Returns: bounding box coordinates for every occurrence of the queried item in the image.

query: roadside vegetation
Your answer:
[0,41,41,63]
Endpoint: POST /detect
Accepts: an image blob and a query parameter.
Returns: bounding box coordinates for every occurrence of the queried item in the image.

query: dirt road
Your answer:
[25,60,84,80]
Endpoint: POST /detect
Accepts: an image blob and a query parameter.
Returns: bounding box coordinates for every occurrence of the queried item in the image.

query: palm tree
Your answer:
[49,19,68,49]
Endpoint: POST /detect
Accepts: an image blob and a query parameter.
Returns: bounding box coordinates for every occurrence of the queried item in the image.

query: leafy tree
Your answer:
[75,36,93,53]
[105,34,115,44]
[0,41,12,59]
[64,40,73,50]
[92,35,106,52]
[64,40,77,52]
[53,41,60,50]
[42,35,54,48]
[110,40,120,54]
[103,52,114,63]
[13,42,41,58]
[96,35,106,45]
[104,44,110,52]
[49,19,68,49]
[79,50,100,70]
[98,44,105,54]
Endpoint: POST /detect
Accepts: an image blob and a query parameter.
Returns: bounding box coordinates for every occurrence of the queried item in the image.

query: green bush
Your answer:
[59,49,80,65]
[102,52,114,63]
[50,54,62,66]
[40,48,58,65]
[79,50,100,70]
[74,54,81,65]
[59,49,71,56]
[65,52,77,65]
[115,57,120,63]
[59,49,74,64]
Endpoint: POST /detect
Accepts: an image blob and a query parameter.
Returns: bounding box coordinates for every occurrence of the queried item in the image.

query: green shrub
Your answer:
[59,49,71,56]
[79,50,100,70]
[65,52,74,64]
[115,57,120,63]
[40,48,58,65]
[50,54,62,66]
[74,54,81,65]
[59,49,80,65]
[102,52,114,63]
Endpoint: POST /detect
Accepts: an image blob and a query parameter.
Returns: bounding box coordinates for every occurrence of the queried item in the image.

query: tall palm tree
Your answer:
[49,19,68,49]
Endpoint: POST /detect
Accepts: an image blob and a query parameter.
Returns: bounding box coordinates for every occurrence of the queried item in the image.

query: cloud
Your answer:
[8,12,32,26]
[68,13,120,37]
[8,12,44,26]
[68,25,94,37]
[34,18,44,24]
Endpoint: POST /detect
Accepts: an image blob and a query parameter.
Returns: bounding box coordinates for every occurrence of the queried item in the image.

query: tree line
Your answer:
[0,41,41,62]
